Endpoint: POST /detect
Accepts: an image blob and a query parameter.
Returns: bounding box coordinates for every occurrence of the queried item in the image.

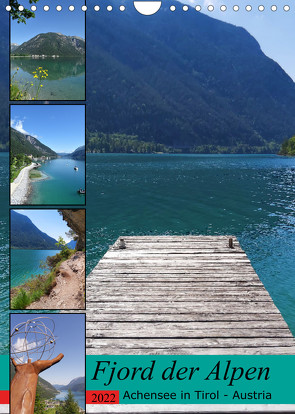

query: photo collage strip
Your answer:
[9,2,86,413]
[4,1,295,414]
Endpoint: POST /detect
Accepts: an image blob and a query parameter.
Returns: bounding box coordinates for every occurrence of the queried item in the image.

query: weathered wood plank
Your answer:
[86,302,281,313]
[87,320,290,331]
[86,311,285,322]
[86,337,295,350]
[86,346,295,356]
[87,328,293,339]
[86,235,295,356]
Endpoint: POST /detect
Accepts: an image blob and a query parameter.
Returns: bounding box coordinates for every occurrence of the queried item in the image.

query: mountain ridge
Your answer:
[11,127,57,158]
[1,7,295,151]
[85,1,295,151]
[53,376,85,392]
[11,210,59,250]
[11,32,85,57]
[70,145,85,160]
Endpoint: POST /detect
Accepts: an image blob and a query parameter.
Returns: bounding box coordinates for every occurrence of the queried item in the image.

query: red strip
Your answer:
[0,391,9,404]
[86,390,119,404]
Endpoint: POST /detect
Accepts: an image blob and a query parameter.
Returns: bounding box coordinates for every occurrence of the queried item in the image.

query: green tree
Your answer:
[10,0,40,23]
[56,390,80,414]
[34,386,47,413]
[55,236,71,259]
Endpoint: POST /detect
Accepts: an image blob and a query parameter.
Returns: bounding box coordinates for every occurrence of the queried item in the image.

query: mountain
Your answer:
[58,152,70,157]
[11,32,85,57]
[2,6,295,152]
[66,240,77,249]
[38,377,59,399]
[11,210,59,250]
[70,145,85,160]
[11,127,57,158]
[54,377,85,393]
[85,1,295,152]
[11,43,19,52]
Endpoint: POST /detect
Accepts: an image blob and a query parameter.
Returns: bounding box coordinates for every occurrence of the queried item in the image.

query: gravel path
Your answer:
[10,163,37,205]
[27,251,85,310]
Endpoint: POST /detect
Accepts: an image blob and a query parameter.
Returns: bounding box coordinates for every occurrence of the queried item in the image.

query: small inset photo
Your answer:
[10,208,86,310]
[10,0,85,101]
[10,313,85,413]
[10,105,86,206]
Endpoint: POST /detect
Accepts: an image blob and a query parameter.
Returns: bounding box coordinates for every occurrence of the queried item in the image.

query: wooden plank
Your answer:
[87,320,291,331]
[86,346,295,356]
[88,279,264,285]
[87,328,293,339]
[86,311,285,322]
[86,235,295,356]
[86,338,295,350]
[93,267,256,273]
[86,302,281,313]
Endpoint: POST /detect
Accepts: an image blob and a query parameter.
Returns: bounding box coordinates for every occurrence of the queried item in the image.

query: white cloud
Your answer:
[11,118,38,138]
[12,336,43,363]
[13,337,37,352]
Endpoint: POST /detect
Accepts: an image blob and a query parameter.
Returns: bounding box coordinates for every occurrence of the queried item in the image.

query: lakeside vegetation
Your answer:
[35,389,83,414]
[11,66,49,100]
[10,127,57,183]
[29,169,42,179]
[86,132,280,154]
[87,132,168,153]
[10,154,32,182]
[279,136,295,156]
[11,238,74,310]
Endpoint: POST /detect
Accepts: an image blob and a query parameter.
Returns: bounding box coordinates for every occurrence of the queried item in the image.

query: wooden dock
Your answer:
[86,235,295,355]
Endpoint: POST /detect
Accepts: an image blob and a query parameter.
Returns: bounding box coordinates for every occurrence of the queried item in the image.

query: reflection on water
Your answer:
[11,57,85,100]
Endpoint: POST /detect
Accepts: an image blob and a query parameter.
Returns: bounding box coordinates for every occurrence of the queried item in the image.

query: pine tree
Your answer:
[34,386,47,414]
[57,390,80,414]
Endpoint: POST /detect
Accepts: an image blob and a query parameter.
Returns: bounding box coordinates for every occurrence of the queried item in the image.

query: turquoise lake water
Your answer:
[86,154,295,336]
[29,158,85,205]
[11,57,85,100]
[0,153,295,352]
[10,249,60,288]
[56,391,85,410]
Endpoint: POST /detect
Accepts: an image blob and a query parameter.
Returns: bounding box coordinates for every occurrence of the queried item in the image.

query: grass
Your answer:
[29,170,42,179]
[10,156,32,182]
[10,82,30,100]
[11,250,74,310]
[11,66,49,101]
[46,408,57,414]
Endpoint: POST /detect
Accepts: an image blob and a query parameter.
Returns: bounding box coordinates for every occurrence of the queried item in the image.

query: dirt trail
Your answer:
[27,251,85,310]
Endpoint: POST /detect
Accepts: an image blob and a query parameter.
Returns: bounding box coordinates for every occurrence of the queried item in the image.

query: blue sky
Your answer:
[11,0,85,44]
[182,1,295,80]
[10,313,85,385]
[11,105,85,153]
[14,209,74,243]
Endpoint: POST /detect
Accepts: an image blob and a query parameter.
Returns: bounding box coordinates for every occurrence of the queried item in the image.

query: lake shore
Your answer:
[10,163,38,205]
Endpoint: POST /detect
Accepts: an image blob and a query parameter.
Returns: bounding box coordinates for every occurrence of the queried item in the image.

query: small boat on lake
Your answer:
[74,166,78,171]
[77,189,85,194]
